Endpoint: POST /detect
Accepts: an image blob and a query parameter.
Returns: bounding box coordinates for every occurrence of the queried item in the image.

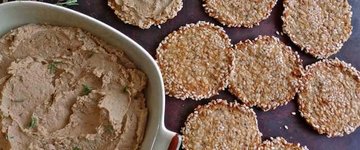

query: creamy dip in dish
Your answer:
[0,24,148,150]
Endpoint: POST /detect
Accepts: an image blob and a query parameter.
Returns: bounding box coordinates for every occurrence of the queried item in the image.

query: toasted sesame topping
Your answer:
[260,137,308,150]
[282,0,352,58]
[229,36,303,111]
[181,99,262,149]
[203,0,277,28]
[156,21,233,100]
[298,58,360,137]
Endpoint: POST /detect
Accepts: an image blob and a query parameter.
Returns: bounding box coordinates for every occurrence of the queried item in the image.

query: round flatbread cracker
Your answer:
[108,0,183,29]
[229,36,303,111]
[282,0,352,58]
[156,21,233,100]
[260,137,308,150]
[298,59,360,137]
[203,0,277,28]
[181,99,262,149]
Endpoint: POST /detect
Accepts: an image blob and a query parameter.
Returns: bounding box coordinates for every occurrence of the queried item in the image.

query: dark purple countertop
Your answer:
[48,0,360,149]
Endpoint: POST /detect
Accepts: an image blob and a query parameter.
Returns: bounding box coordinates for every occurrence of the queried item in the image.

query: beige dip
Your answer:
[0,24,148,150]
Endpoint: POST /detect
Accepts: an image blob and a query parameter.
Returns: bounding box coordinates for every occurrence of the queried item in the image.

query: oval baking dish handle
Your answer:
[154,128,181,150]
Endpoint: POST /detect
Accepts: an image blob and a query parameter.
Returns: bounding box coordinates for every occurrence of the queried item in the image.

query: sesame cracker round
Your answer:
[229,36,303,111]
[203,0,277,28]
[181,99,262,149]
[108,0,183,29]
[260,137,308,150]
[298,59,360,137]
[282,0,352,59]
[156,21,233,100]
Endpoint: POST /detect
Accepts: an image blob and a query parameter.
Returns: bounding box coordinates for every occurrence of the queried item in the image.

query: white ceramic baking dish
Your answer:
[0,1,180,150]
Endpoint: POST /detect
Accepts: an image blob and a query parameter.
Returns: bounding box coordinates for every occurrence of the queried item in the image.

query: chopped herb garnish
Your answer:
[73,146,81,150]
[5,134,14,140]
[56,0,79,6]
[104,124,114,133]
[81,84,92,96]
[48,61,61,74]
[88,52,95,58]
[1,114,9,119]
[123,86,129,93]
[28,116,37,128]
[13,99,25,102]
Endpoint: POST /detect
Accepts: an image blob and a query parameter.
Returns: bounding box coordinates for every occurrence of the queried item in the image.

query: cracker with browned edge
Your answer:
[229,36,303,111]
[181,99,262,149]
[298,59,360,137]
[108,0,183,29]
[203,0,277,28]
[156,21,233,100]
[282,0,352,58]
[260,137,308,150]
